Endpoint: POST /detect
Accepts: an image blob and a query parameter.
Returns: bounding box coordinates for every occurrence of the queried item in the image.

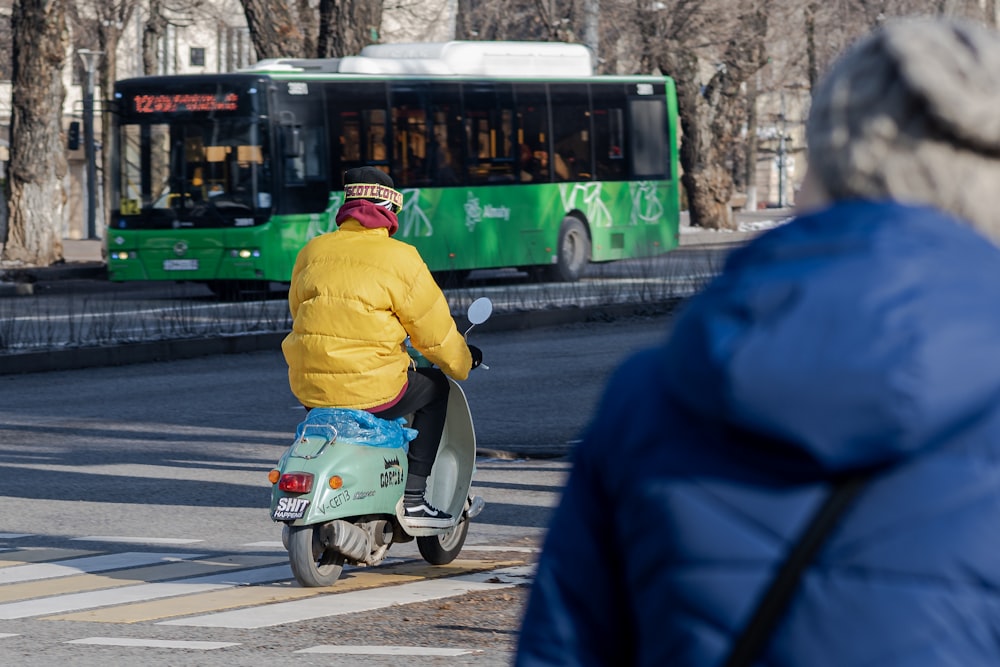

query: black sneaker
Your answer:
[402,495,453,528]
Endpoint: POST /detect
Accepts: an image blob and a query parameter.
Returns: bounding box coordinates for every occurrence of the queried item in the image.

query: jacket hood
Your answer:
[662,201,1000,475]
[336,199,399,236]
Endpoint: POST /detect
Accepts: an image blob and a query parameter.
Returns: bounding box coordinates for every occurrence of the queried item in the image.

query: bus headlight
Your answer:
[229,248,260,259]
[112,251,136,261]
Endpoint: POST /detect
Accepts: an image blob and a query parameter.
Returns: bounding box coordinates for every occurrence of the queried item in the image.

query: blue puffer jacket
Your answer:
[517,201,1000,666]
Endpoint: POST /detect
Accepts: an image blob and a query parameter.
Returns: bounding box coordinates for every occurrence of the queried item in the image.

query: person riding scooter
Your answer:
[281,166,482,528]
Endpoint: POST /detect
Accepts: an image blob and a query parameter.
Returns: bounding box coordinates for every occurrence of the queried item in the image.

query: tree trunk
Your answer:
[324,0,383,56]
[98,8,131,248]
[143,0,166,75]
[659,3,770,229]
[317,0,335,56]
[3,0,68,265]
[241,0,306,59]
[297,0,317,57]
[805,1,819,90]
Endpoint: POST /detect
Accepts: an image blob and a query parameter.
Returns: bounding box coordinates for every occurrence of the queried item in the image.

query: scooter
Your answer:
[268,297,493,587]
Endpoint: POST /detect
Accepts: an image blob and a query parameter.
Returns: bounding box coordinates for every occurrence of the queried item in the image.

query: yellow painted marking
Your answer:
[0,555,283,603]
[0,549,98,567]
[46,558,523,624]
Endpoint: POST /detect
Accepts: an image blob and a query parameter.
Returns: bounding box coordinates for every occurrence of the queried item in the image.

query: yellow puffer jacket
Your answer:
[282,219,472,409]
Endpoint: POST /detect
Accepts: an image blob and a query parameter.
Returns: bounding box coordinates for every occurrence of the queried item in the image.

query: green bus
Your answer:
[109,41,680,297]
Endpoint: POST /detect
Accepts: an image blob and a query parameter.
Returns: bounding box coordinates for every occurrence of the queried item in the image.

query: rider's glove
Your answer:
[468,345,483,369]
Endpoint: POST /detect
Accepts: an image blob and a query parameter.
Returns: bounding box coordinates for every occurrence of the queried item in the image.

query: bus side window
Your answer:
[514,83,551,183]
[591,83,627,181]
[429,85,463,187]
[549,83,592,182]
[629,96,669,179]
[462,82,515,184]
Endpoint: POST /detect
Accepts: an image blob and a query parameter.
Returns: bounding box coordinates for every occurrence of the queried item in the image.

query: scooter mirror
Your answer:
[467,297,493,326]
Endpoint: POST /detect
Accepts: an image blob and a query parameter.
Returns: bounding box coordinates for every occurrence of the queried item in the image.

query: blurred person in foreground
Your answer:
[516,17,1000,667]
[281,166,480,529]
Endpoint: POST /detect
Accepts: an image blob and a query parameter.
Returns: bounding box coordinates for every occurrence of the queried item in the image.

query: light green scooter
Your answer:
[268,298,492,587]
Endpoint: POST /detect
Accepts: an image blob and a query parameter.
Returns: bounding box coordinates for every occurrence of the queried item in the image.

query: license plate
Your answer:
[163,259,198,271]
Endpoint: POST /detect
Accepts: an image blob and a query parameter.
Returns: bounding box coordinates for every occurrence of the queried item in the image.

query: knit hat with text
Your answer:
[342,166,403,213]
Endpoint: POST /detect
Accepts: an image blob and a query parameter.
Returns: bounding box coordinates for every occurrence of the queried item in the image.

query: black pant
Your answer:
[371,367,450,479]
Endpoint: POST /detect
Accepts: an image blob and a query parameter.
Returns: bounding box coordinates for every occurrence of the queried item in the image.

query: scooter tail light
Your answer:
[268,469,280,484]
[329,475,343,489]
[278,472,314,493]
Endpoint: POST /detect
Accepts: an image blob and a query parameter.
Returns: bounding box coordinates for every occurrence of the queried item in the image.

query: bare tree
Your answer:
[3,0,68,264]
[73,0,136,242]
[631,0,772,228]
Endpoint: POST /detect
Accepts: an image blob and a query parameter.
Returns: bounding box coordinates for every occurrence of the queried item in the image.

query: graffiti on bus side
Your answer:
[629,182,665,225]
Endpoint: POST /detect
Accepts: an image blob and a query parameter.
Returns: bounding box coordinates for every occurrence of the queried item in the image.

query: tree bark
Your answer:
[241,0,306,59]
[3,0,68,265]
[143,0,166,75]
[323,0,383,57]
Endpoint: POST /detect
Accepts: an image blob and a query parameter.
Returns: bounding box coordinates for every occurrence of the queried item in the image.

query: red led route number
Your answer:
[133,93,239,114]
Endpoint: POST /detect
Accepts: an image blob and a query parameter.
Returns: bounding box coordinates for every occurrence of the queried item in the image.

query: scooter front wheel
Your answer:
[417,516,470,565]
[287,525,346,587]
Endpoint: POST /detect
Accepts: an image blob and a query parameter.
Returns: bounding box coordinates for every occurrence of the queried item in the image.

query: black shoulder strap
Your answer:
[723,473,870,667]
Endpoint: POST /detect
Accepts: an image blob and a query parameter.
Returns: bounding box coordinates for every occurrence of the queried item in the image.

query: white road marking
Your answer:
[160,565,534,629]
[463,545,540,553]
[296,645,481,656]
[240,541,285,549]
[66,637,239,650]
[0,633,19,639]
[0,564,290,619]
[0,534,31,539]
[0,552,204,585]
[71,537,203,545]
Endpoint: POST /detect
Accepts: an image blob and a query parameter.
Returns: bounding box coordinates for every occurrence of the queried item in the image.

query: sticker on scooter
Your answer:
[381,457,404,488]
[273,496,310,520]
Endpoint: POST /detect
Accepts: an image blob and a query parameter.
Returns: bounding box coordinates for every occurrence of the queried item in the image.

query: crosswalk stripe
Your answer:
[0,552,204,585]
[47,558,523,624]
[0,564,291,620]
[71,536,203,545]
[0,548,98,567]
[159,565,533,629]
[66,637,239,650]
[0,554,283,604]
[296,645,481,656]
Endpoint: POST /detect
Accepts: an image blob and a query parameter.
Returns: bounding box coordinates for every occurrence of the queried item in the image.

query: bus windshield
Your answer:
[115,117,271,229]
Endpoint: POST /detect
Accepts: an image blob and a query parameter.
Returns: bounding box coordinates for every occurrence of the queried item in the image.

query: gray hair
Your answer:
[806,17,1000,241]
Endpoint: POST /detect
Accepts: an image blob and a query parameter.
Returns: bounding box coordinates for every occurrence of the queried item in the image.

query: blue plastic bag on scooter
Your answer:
[294,408,417,450]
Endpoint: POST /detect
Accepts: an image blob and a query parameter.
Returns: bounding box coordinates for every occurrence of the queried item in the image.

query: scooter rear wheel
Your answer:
[287,525,346,587]
[417,516,470,565]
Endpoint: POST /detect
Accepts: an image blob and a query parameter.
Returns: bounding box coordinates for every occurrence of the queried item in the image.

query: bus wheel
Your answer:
[551,217,590,282]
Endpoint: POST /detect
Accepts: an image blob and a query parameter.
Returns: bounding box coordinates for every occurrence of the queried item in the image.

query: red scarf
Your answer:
[335,200,399,236]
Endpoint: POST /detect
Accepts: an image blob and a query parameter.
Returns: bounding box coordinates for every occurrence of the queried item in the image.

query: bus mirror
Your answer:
[67,121,80,151]
[282,126,302,159]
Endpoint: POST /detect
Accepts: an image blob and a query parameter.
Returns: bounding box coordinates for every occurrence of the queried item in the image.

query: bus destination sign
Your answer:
[133,93,240,114]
